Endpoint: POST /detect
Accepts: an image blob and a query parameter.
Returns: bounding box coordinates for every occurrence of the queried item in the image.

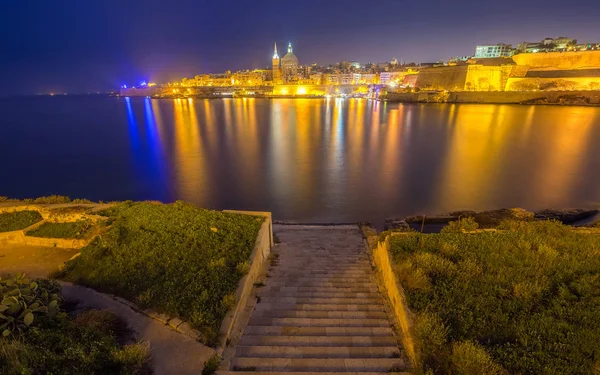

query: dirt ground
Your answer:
[0,243,78,278]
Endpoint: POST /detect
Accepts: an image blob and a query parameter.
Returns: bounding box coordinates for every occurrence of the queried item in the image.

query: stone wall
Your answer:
[513,50,600,69]
[506,77,600,91]
[385,90,600,104]
[0,205,107,249]
[372,235,417,367]
[416,65,469,91]
[217,210,273,354]
[416,65,515,92]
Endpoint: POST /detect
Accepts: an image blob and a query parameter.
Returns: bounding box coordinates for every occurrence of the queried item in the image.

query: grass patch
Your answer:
[0,210,43,232]
[0,277,151,375]
[4,196,96,205]
[59,201,263,345]
[389,220,600,375]
[27,220,93,239]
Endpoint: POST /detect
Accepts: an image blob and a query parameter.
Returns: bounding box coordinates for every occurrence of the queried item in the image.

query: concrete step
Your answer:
[259,292,380,299]
[243,326,395,336]
[274,259,369,263]
[251,310,388,319]
[259,286,379,294]
[259,297,383,305]
[229,357,406,372]
[248,317,391,327]
[269,270,373,278]
[267,276,372,282]
[273,262,370,266]
[263,282,378,289]
[235,345,400,358]
[254,303,385,312]
[218,372,409,375]
[238,335,398,347]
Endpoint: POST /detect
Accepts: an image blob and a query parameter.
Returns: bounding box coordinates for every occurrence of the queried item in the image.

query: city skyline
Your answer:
[2,0,600,95]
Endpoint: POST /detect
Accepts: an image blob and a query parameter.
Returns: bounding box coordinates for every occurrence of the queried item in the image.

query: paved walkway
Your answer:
[60,282,216,375]
[0,244,77,278]
[218,225,407,374]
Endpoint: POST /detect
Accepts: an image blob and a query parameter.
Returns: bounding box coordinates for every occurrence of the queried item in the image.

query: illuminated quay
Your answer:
[120,37,600,101]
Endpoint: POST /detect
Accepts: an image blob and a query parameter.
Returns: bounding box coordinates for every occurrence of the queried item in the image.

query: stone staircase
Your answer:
[217,225,408,374]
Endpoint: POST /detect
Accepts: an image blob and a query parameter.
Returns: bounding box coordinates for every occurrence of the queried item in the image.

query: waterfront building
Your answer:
[358,73,376,84]
[281,42,299,83]
[380,71,404,85]
[309,73,323,85]
[474,44,514,58]
[232,70,267,86]
[272,43,282,84]
[323,73,339,85]
[339,73,354,85]
[543,36,576,50]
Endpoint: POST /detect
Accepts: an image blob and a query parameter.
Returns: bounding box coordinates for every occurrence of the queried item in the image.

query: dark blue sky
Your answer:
[1,0,599,95]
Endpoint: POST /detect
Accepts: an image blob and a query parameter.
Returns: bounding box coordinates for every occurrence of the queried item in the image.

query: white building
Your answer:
[474,44,514,58]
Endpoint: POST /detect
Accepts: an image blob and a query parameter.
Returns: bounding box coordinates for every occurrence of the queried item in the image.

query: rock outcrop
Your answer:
[534,209,599,224]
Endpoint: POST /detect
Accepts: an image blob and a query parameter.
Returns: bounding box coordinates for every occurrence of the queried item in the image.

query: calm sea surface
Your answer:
[2,96,600,224]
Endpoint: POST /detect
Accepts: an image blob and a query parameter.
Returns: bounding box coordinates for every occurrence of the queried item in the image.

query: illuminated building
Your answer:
[474,44,514,58]
[379,71,403,85]
[339,73,354,85]
[272,43,282,84]
[281,42,299,83]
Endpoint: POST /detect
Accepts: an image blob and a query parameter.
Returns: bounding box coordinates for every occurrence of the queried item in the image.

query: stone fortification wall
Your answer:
[385,90,600,104]
[465,65,515,91]
[506,77,600,91]
[416,65,468,91]
[513,50,600,69]
[526,68,600,78]
[416,65,514,91]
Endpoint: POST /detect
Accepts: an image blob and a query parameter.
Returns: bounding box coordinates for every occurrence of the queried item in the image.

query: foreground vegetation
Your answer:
[0,195,95,205]
[0,211,42,232]
[59,201,263,344]
[390,219,600,375]
[0,274,151,375]
[27,220,93,239]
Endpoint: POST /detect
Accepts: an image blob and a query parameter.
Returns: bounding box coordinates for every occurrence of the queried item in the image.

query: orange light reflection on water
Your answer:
[172,98,210,204]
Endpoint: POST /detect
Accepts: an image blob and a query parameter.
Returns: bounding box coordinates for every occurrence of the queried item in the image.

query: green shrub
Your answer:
[0,210,43,232]
[390,220,600,374]
[8,312,151,375]
[202,354,221,375]
[72,309,126,336]
[27,220,93,239]
[441,217,479,233]
[112,342,152,375]
[72,198,95,204]
[32,195,72,204]
[0,275,152,375]
[415,311,449,373]
[0,274,65,337]
[451,341,505,375]
[61,201,262,345]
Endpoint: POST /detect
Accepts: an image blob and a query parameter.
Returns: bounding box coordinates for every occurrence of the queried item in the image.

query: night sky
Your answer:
[1,0,599,95]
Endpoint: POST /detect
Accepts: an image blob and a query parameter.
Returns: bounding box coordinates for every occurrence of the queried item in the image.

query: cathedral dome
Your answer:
[282,52,298,66]
[281,43,299,68]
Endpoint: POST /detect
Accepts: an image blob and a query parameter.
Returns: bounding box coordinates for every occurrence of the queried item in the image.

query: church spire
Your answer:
[288,42,292,54]
[273,42,279,59]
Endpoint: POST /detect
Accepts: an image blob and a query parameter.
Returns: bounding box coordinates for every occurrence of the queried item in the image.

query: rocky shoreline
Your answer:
[385,208,600,232]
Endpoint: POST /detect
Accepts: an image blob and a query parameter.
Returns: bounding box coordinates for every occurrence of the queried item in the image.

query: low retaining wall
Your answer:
[371,234,418,368]
[0,205,107,249]
[217,210,273,353]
